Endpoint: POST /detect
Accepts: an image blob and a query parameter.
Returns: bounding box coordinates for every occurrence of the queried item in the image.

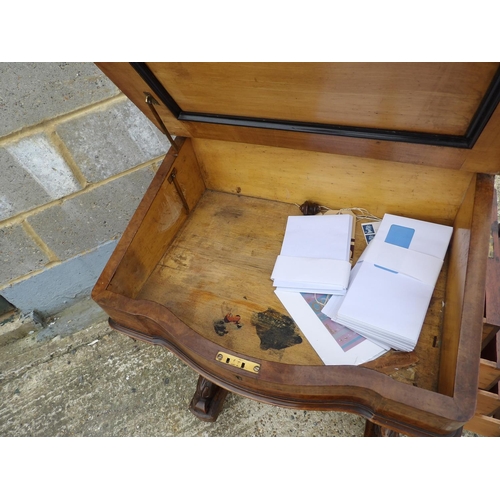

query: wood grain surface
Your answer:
[137,190,448,392]
[96,62,500,174]
[192,138,473,224]
[147,62,498,135]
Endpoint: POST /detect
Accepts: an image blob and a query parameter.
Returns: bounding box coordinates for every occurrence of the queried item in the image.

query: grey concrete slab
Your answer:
[27,166,157,261]
[0,224,48,283]
[36,297,108,342]
[0,62,119,137]
[0,319,368,437]
[0,310,43,347]
[0,139,82,220]
[1,240,117,317]
[56,99,170,183]
[0,147,53,219]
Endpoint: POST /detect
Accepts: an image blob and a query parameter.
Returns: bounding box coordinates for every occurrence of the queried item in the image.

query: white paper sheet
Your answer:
[275,289,387,365]
[271,214,353,294]
[331,214,453,352]
[336,263,433,350]
[271,256,351,293]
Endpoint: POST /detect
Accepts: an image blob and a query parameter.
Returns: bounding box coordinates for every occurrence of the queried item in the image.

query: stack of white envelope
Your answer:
[322,214,453,352]
[271,214,354,294]
[275,289,388,365]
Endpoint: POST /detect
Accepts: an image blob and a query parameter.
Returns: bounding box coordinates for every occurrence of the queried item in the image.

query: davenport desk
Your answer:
[92,63,500,436]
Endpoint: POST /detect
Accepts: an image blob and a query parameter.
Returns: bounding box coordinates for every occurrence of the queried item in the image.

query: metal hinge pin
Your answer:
[168,168,190,214]
[144,92,179,154]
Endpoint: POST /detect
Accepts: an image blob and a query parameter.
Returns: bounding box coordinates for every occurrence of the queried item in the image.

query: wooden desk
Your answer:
[92,63,500,436]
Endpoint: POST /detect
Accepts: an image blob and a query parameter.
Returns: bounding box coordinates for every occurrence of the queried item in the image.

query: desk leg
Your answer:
[189,375,229,422]
[364,420,399,437]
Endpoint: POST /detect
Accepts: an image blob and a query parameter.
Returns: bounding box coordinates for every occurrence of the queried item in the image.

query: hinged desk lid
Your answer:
[97,62,500,174]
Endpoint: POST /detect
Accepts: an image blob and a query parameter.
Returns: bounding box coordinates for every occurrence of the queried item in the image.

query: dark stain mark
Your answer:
[213,319,229,336]
[213,311,243,336]
[214,207,243,219]
[172,253,188,267]
[251,308,302,351]
[214,304,245,336]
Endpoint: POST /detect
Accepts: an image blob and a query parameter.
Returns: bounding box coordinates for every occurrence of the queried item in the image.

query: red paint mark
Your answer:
[224,313,241,324]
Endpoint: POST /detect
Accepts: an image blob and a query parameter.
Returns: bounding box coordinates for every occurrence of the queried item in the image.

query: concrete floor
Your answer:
[0,304,368,437]
[0,299,482,437]
[0,301,484,437]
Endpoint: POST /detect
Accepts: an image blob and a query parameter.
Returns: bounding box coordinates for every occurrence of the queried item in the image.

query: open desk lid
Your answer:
[96,62,500,174]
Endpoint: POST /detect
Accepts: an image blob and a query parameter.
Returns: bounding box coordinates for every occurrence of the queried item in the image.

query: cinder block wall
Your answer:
[0,63,170,318]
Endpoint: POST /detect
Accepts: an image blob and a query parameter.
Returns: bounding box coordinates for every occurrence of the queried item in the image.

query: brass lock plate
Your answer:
[216,352,260,373]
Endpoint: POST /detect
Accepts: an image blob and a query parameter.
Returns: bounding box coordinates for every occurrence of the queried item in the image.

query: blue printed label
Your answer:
[385,224,414,249]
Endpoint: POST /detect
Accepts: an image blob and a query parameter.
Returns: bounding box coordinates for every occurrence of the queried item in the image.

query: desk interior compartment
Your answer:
[93,135,494,435]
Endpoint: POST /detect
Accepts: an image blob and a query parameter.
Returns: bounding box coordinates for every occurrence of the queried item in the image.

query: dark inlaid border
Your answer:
[131,62,500,149]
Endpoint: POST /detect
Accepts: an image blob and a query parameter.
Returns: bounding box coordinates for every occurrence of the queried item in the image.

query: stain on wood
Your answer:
[251,308,302,351]
[213,319,229,336]
[213,310,243,336]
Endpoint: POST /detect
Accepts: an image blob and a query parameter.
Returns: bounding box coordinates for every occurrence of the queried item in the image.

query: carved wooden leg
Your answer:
[189,375,229,422]
[364,420,400,437]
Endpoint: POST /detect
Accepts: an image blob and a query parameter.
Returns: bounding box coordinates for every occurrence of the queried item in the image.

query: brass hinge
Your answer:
[144,92,179,154]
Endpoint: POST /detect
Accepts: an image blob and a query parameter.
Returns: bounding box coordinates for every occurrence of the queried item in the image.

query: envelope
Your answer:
[271,213,353,294]
[275,289,387,365]
[328,214,453,352]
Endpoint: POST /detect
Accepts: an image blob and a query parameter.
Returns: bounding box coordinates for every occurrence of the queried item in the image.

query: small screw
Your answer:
[253,366,260,373]
[216,353,223,361]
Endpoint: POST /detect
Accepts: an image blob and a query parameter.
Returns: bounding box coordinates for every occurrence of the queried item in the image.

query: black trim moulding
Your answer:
[130,62,500,150]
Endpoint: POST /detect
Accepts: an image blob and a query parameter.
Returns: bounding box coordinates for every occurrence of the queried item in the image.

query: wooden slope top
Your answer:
[96,62,500,173]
